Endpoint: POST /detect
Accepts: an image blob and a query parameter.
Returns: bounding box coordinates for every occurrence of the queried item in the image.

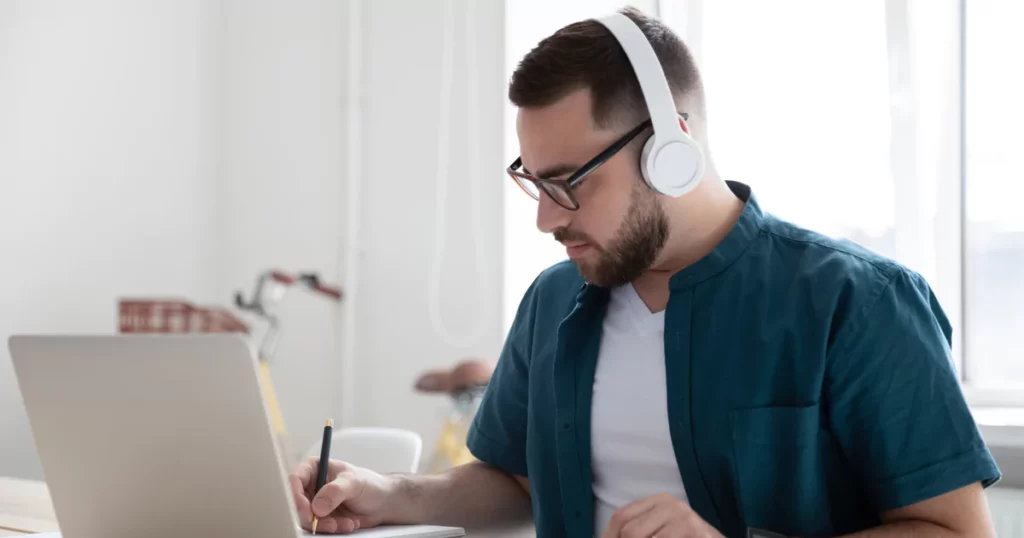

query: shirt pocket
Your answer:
[730,404,835,537]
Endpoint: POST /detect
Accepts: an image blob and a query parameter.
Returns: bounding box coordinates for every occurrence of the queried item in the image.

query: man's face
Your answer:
[516,89,669,288]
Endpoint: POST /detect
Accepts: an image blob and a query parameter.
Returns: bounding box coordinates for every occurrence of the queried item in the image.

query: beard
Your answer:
[554,183,669,288]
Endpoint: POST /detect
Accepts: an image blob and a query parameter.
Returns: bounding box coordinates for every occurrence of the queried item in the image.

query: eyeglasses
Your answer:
[506,113,687,211]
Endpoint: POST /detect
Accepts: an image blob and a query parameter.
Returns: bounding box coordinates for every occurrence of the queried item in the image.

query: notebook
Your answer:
[29,526,465,538]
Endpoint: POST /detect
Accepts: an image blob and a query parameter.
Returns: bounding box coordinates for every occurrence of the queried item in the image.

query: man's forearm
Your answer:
[836,521,985,538]
[387,462,532,530]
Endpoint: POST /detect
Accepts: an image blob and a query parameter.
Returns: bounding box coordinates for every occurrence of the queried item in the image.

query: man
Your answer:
[291,8,1001,537]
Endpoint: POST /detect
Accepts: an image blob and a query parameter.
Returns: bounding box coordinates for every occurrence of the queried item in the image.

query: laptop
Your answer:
[9,334,464,538]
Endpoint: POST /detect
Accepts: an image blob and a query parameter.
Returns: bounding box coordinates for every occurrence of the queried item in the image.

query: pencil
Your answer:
[311,418,333,535]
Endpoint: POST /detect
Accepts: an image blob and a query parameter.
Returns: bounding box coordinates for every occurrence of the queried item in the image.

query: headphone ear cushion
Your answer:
[639,134,660,192]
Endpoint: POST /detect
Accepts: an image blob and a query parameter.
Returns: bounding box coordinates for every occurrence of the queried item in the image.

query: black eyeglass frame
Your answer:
[506,113,688,210]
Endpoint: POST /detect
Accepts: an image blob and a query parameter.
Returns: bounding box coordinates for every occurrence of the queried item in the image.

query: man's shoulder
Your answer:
[504,260,584,346]
[757,213,948,343]
[524,260,586,310]
[759,213,905,284]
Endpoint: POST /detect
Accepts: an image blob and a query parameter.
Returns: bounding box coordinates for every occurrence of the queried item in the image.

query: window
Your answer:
[964,0,1024,387]
[695,1,896,252]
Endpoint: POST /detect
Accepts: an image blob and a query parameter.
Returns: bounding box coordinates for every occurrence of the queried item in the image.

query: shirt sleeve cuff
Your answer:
[869,445,1002,511]
[466,423,528,477]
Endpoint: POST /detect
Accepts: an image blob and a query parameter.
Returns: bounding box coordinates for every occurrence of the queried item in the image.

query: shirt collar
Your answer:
[576,180,763,301]
[668,180,763,290]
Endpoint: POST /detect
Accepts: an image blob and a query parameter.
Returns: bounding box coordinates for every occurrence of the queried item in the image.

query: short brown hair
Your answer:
[509,7,703,129]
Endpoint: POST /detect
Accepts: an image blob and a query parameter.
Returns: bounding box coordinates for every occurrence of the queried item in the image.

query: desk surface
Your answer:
[0,477,531,537]
[0,477,58,536]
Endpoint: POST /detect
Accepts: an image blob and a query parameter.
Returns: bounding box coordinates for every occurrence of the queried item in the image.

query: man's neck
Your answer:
[632,178,744,313]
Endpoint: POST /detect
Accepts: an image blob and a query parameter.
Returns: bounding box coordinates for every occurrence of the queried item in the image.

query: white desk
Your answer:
[0,477,58,536]
[0,476,535,537]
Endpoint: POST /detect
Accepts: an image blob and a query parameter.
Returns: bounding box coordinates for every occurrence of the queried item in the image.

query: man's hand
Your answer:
[289,457,397,534]
[603,493,725,538]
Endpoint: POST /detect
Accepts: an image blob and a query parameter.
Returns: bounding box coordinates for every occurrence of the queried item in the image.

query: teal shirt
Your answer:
[467,182,1001,538]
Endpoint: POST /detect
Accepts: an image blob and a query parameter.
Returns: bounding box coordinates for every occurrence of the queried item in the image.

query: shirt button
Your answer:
[562,423,571,430]
[575,510,581,517]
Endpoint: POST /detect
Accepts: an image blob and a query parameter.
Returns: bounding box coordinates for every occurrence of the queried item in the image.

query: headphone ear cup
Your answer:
[644,134,705,197]
[639,134,661,193]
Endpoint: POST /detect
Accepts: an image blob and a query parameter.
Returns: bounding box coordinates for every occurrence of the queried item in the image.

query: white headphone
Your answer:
[596,13,705,197]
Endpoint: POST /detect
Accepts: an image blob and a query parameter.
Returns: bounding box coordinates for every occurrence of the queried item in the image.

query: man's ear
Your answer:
[678,115,691,135]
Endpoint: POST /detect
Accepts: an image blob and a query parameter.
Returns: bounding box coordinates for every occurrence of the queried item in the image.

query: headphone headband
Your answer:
[597,13,688,148]
[595,12,704,197]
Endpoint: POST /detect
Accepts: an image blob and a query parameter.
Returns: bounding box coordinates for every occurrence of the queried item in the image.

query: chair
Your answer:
[306,427,423,474]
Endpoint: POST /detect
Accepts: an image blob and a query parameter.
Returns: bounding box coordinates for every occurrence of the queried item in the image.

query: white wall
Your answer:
[212,0,348,465]
[347,0,506,450]
[211,0,508,460]
[0,0,220,478]
[0,0,507,477]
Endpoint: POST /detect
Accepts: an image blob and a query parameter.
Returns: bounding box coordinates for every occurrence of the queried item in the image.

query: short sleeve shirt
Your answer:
[467,181,1001,538]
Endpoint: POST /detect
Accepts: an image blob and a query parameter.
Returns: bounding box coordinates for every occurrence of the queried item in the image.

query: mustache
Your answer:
[553,227,592,244]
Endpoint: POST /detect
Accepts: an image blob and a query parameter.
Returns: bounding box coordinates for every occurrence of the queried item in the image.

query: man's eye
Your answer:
[573,173,595,188]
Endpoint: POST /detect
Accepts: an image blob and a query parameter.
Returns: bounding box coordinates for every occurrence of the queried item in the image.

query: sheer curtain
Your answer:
[963,0,1024,389]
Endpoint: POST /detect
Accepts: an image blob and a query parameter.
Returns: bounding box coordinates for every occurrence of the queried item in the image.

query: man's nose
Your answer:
[536,190,572,234]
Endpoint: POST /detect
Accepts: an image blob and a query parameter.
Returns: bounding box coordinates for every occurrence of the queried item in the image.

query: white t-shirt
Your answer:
[591,283,688,536]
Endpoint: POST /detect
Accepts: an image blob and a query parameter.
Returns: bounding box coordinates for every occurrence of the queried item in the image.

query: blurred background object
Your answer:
[0,0,506,485]
[415,358,494,472]
[116,269,341,465]
[305,427,424,475]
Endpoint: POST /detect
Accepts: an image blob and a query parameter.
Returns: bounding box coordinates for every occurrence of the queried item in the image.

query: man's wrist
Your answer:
[746,527,789,538]
[383,473,424,524]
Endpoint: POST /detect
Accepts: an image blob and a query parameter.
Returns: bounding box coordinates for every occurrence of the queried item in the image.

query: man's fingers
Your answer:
[619,505,671,538]
[308,515,360,535]
[603,498,658,538]
[292,457,318,491]
[291,458,367,533]
[290,475,312,525]
[311,474,362,518]
[294,457,351,495]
